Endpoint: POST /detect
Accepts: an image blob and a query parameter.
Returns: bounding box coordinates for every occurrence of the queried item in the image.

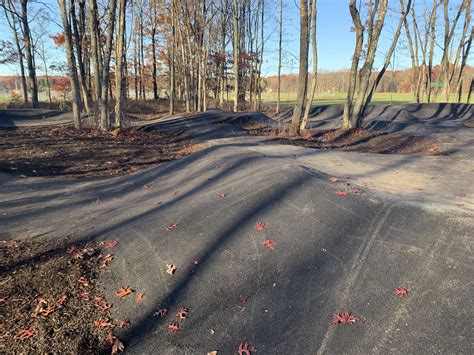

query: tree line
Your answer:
[1,0,472,134]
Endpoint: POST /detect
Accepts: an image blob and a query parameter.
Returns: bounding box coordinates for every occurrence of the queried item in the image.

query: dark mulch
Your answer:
[0,238,123,353]
[248,127,447,156]
[0,126,200,178]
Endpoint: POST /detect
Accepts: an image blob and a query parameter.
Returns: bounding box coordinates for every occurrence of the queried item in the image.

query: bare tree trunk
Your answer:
[301,0,317,131]
[276,0,283,115]
[455,25,472,103]
[20,0,38,107]
[58,0,81,129]
[427,0,439,103]
[115,0,127,128]
[169,1,176,115]
[290,0,310,136]
[232,0,239,111]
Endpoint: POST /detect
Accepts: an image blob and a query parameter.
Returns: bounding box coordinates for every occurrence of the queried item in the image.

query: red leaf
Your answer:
[177,307,188,320]
[100,240,118,249]
[165,223,178,231]
[153,308,168,318]
[262,239,276,250]
[57,294,67,305]
[17,326,35,340]
[115,287,132,298]
[67,245,78,254]
[336,191,349,196]
[256,222,265,231]
[100,254,114,268]
[218,192,229,198]
[331,311,357,325]
[98,303,113,312]
[167,322,181,332]
[41,305,55,317]
[238,341,256,355]
[393,288,408,296]
[94,296,104,303]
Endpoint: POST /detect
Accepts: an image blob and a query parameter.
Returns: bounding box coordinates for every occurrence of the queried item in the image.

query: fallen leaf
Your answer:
[100,254,114,268]
[94,319,112,328]
[112,339,125,354]
[329,177,342,183]
[208,351,218,355]
[192,259,201,265]
[100,240,118,249]
[115,287,132,298]
[67,245,78,254]
[393,288,408,296]
[98,303,113,312]
[94,296,104,303]
[165,223,178,231]
[106,332,117,345]
[78,276,90,287]
[256,222,265,231]
[143,184,151,189]
[167,322,181,333]
[136,293,144,303]
[238,341,256,355]
[57,294,67,305]
[166,264,177,275]
[331,311,357,325]
[118,319,130,328]
[218,192,229,198]
[31,298,48,317]
[17,326,35,340]
[238,296,248,311]
[336,191,349,196]
[153,308,168,318]
[262,239,276,250]
[41,305,55,317]
[177,307,188,320]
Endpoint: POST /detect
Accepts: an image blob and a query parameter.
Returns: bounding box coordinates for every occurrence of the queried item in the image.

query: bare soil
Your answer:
[248,127,447,156]
[0,238,122,353]
[0,126,199,178]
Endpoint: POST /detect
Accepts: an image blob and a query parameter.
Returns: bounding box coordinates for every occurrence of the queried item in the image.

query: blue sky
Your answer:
[0,0,469,76]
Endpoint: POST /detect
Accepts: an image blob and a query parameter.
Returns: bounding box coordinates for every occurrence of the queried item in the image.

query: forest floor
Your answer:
[1,106,473,353]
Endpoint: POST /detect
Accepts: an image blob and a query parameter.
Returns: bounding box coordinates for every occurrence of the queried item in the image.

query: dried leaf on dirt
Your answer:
[167,322,181,333]
[238,341,256,355]
[166,264,177,275]
[177,307,188,320]
[262,239,276,250]
[100,240,118,249]
[393,288,408,296]
[154,308,168,318]
[331,311,357,325]
[112,339,125,354]
[106,332,117,345]
[136,293,144,303]
[94,319,112,328]
[165,223,178,231]
[17,326,35,340]
[336,191,349,196]
[218,192,229,198]
[115,287,132,298]
[118,320,130,328]
[256,222,265,231]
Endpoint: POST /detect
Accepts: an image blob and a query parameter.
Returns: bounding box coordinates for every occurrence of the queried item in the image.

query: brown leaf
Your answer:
[166,264,177,275]
[112,339,125,354]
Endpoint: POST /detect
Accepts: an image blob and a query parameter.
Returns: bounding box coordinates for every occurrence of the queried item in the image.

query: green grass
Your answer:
[260,92,466,107]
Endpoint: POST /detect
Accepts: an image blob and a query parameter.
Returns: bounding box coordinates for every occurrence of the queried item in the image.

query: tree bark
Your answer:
[115,0,127,128]
[289,0,310,136]
[232,0,239,111]
[276,0,283,115]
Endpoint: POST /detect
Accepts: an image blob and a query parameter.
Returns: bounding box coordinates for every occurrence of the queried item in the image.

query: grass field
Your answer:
[261,92,468,107]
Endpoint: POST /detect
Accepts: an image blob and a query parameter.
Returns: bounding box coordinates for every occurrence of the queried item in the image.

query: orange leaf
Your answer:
[336,191,349,196]
[115,287,132,298]
[106,332,117,345]
[118,319,130,328]
[17,326,35,340]
[136,293,144,303]
[94,319,112,328]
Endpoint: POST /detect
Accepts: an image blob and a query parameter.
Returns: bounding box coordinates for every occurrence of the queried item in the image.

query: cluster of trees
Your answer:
[289,0,472,134]
[1,0,472,135]
[1,0,269,131]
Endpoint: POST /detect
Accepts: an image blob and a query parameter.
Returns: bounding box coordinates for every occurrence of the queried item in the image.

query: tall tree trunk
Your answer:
[58,0,81,129]
[169,1,176,115]
[301,0,317,131]
[232,0,239,111]
[276,0,283,115]
[20,0,38,107]
[115,0,127,128]
[289,0,310,136]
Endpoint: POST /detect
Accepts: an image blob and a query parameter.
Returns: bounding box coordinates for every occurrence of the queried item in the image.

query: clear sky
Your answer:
[0,0,469,77]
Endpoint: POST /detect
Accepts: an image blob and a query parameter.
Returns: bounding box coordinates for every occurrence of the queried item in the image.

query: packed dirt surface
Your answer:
[1,104,473,354]
[0,126,198,178]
